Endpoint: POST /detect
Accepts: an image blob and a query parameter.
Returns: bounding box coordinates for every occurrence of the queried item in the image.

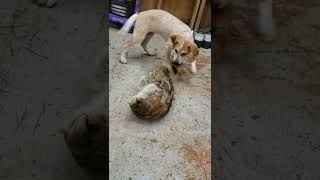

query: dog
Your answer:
[118,9,199,74]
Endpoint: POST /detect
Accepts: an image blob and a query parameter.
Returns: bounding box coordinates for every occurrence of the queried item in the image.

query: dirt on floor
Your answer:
[108,28,211,179]
[0,0,107,179]
[214,0,320,179]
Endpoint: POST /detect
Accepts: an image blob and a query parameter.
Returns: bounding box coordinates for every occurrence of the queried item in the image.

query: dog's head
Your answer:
[170,34,199,65]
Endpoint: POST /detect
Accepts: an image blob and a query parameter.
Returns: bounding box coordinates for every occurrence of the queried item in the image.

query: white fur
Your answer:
[118,13,138,35]
[120,49,128,63]
[138,75,146,85]
[172,50,178,62]
[181,31,194,41]
[190,30,194,40]
[191,60,197,74]
[136,83,160,99]
[119,10,196,64]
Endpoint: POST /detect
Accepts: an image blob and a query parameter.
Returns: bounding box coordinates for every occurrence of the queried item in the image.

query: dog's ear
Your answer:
[187,42,199,59]
[171,35,178,45]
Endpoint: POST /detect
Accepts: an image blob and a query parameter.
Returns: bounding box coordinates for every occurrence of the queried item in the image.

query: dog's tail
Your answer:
[118,13,139,35]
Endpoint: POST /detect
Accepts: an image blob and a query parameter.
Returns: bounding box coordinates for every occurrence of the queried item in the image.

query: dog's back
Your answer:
[136,9,192,41]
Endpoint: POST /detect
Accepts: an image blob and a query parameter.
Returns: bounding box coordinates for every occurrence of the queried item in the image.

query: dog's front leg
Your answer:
[120,49,128,64]
[191,60,197,74]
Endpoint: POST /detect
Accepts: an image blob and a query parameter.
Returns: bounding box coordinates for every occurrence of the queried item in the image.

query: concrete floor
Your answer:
[109,28,211,179]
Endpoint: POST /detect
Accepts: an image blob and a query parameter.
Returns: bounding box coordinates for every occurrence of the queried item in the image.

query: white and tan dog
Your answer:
[118,9,199,74]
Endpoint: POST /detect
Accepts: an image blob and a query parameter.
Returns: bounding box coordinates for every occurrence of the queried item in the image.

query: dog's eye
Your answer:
[175,49,178,53]
[181,53,186,56]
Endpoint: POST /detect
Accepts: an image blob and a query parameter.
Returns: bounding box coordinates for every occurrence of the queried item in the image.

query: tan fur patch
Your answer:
[171,34,185,46]
[182,41,199,60]
[171,35,199,61]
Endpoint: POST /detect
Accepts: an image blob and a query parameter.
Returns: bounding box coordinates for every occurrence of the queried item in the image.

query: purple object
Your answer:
[109,13,130,26]
[109,0,141,28]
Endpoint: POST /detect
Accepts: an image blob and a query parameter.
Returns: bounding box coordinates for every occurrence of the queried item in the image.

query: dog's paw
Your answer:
[119,58,128,64]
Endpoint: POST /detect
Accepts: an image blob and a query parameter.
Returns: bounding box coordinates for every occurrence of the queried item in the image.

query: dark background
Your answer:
[213,0,320,179]
[0,0,107,179]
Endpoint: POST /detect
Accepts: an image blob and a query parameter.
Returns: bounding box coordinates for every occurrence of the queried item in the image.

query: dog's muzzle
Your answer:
[172,60,182,65]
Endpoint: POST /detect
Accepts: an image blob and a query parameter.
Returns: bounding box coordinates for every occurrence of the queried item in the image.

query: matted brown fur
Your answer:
[129,66,174,120]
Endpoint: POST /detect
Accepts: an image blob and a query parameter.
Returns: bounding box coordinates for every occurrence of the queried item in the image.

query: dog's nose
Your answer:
[172,60,181,65]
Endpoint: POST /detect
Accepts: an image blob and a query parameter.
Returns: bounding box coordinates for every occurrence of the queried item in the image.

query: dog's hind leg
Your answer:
[141,32,155,56]
[120,35,145,64]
